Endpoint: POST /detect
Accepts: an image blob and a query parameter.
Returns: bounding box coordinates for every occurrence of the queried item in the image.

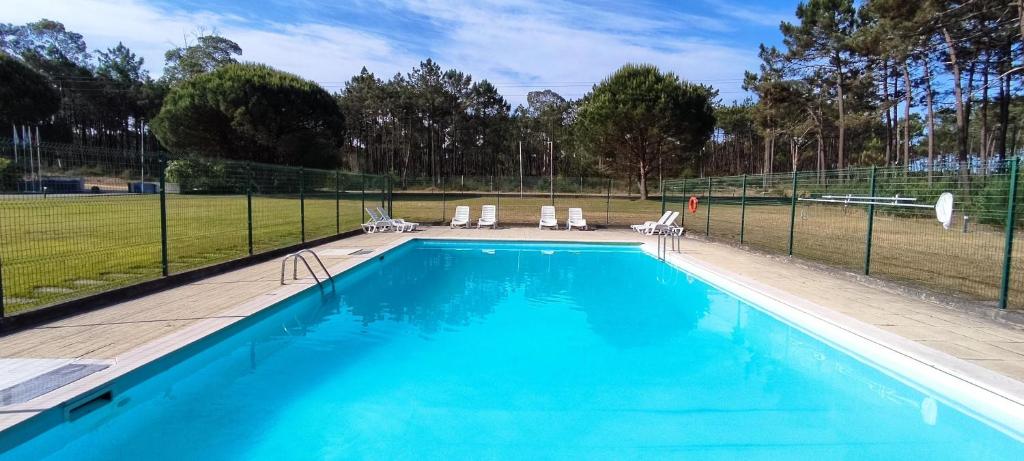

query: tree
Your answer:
[162,34,241,84]
[151,63,344,167]
[0,52,60,124]
[781,0,859,170]
[576,64,716,199]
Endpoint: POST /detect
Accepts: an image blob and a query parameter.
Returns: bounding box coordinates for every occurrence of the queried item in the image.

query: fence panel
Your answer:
[0,142,163,314]
[741,172,793,254]
[793,169,872,272]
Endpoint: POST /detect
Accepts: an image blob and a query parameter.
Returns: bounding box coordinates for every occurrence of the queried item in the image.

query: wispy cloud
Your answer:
[2,0,765,103]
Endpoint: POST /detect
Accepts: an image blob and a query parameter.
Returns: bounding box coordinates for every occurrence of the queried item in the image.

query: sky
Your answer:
[2,0,798,105]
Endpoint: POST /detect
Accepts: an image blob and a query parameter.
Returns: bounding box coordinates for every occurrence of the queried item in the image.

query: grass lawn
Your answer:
[1,191,1020,314]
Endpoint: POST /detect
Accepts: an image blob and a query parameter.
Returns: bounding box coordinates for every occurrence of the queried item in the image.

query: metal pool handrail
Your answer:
[280,249,335,289]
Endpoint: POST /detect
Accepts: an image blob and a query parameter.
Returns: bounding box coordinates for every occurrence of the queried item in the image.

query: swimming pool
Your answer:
[2,239,1022,459]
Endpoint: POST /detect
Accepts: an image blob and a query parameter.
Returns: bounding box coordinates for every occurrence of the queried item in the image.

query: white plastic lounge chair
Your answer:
[451,205,470,228]
[361,207,392,233]
[566,208,587,231]
[539,206,557,229]
[478,205,497,229]
[648,211,680,235]
[632,211,672,234]
[377,207,418,232]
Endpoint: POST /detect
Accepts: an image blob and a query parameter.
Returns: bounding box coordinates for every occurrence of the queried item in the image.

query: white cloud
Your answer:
[0,0,760,103]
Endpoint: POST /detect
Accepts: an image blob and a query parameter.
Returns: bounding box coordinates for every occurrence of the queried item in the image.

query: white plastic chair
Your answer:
[361,208,392,233]
[377,207,418,232]
[648,211,680,235]
[632,211,672,234]
[451,206,470,228]
[539,206,557,229]
[478,205,497,229]
[566,208,587,230]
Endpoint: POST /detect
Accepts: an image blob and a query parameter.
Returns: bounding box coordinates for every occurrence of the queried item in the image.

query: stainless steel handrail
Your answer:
[280,249,334,289]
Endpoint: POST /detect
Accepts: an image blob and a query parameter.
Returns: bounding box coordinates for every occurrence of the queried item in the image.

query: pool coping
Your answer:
[1,232,1023,439]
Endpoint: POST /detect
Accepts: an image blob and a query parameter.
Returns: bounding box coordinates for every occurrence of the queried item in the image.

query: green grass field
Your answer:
[1,191,1021,314]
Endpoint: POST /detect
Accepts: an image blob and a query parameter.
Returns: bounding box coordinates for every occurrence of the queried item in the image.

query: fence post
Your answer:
[680,178,687,227]
[788,172,798,256]
[246,162,253,256]
[661,183,667,215]
[0,256,6,318]
[335,169,340,234]
[299,167,305,243]
[864,166,877,275]
[441,176,447,223]
[495,177,501,224]
[360,174,366,224]
[705,177,712,237]
[606,178,612,226]
[158,153,169,276]
[739,174,747,244]
[999,158,1020,309]
[387,174,393,216]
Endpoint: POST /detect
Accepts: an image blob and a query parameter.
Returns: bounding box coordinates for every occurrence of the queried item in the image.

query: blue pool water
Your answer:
[2,240,1022,460]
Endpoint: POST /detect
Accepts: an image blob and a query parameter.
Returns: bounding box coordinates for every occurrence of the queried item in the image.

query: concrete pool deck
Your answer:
[1,226,1024,431]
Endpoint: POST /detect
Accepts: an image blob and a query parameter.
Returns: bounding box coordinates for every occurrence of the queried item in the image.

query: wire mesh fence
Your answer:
[0,140,384,316]
[1,137,1021,317]
[665,161,1023,310]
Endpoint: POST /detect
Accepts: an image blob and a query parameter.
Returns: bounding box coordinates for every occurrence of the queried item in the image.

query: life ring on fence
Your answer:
[688,196,699,214]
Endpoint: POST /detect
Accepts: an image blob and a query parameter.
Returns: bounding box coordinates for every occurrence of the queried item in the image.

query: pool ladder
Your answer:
[656,229,684,261]
[280,249,335,290]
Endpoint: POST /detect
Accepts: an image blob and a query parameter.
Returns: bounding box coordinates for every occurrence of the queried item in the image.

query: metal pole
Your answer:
[549,141,554,205]
[335,170,340,234]
[606,178,612,226]
[159,154,169,276]
[739,174,747,244]
[681,178,687,228]
[999,158,1020,309]
[360,174,366,223]
[788,172,798,256]
[0,256,5,317]
[441,175,447,222]
[247,163,253,256]
[387,174,393,216]
[705,177,712,237]
[299,167,305,243]
[519,141,524,198]
[864,166,877,275]
[661,182,667,215]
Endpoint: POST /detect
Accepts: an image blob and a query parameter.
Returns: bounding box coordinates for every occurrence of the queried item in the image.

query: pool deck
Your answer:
[2,226,1024,431]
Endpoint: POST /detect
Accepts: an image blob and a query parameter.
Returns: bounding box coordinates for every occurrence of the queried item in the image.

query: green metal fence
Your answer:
[2,137,1021,317]
[664,160,1023,309]
[0,140,384,317]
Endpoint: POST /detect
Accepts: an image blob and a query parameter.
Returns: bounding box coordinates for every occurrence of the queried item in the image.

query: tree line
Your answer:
[2,0,1023,196]
[724,0,1024,181]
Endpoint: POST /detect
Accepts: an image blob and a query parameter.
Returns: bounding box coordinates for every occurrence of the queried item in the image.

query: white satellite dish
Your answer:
[935,192,954,229]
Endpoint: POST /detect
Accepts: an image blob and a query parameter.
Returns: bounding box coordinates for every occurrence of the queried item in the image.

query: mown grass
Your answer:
[1,191,1020,314]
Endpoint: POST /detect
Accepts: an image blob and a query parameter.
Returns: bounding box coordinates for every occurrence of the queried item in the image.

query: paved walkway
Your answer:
[1,226,1023,429]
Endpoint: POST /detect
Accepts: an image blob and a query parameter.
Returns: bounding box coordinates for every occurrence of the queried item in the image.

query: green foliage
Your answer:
[0,156,24,191]
[0,53,60,123]
[151,63,344,168]
[576,64,716,198]
[165,158,240,194]
[162,35,242,84]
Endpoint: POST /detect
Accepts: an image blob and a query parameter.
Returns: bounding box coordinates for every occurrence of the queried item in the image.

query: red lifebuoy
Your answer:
[688,196,699,214]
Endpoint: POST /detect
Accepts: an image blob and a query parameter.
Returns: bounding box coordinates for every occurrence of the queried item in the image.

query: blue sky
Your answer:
[4,0,797,105]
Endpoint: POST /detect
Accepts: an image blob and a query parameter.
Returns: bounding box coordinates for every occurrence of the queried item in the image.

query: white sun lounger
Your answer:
[451,205,470,228]
[377,207,418,232]
[566,208,587,230]
[632,211,672,234]
[478,205,497,228]
[539,206,557,229]
[648,211,680,235]
[361,207,392,233]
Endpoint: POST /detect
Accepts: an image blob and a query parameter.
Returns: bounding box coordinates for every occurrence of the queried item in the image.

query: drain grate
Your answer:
[0,363,110,406]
